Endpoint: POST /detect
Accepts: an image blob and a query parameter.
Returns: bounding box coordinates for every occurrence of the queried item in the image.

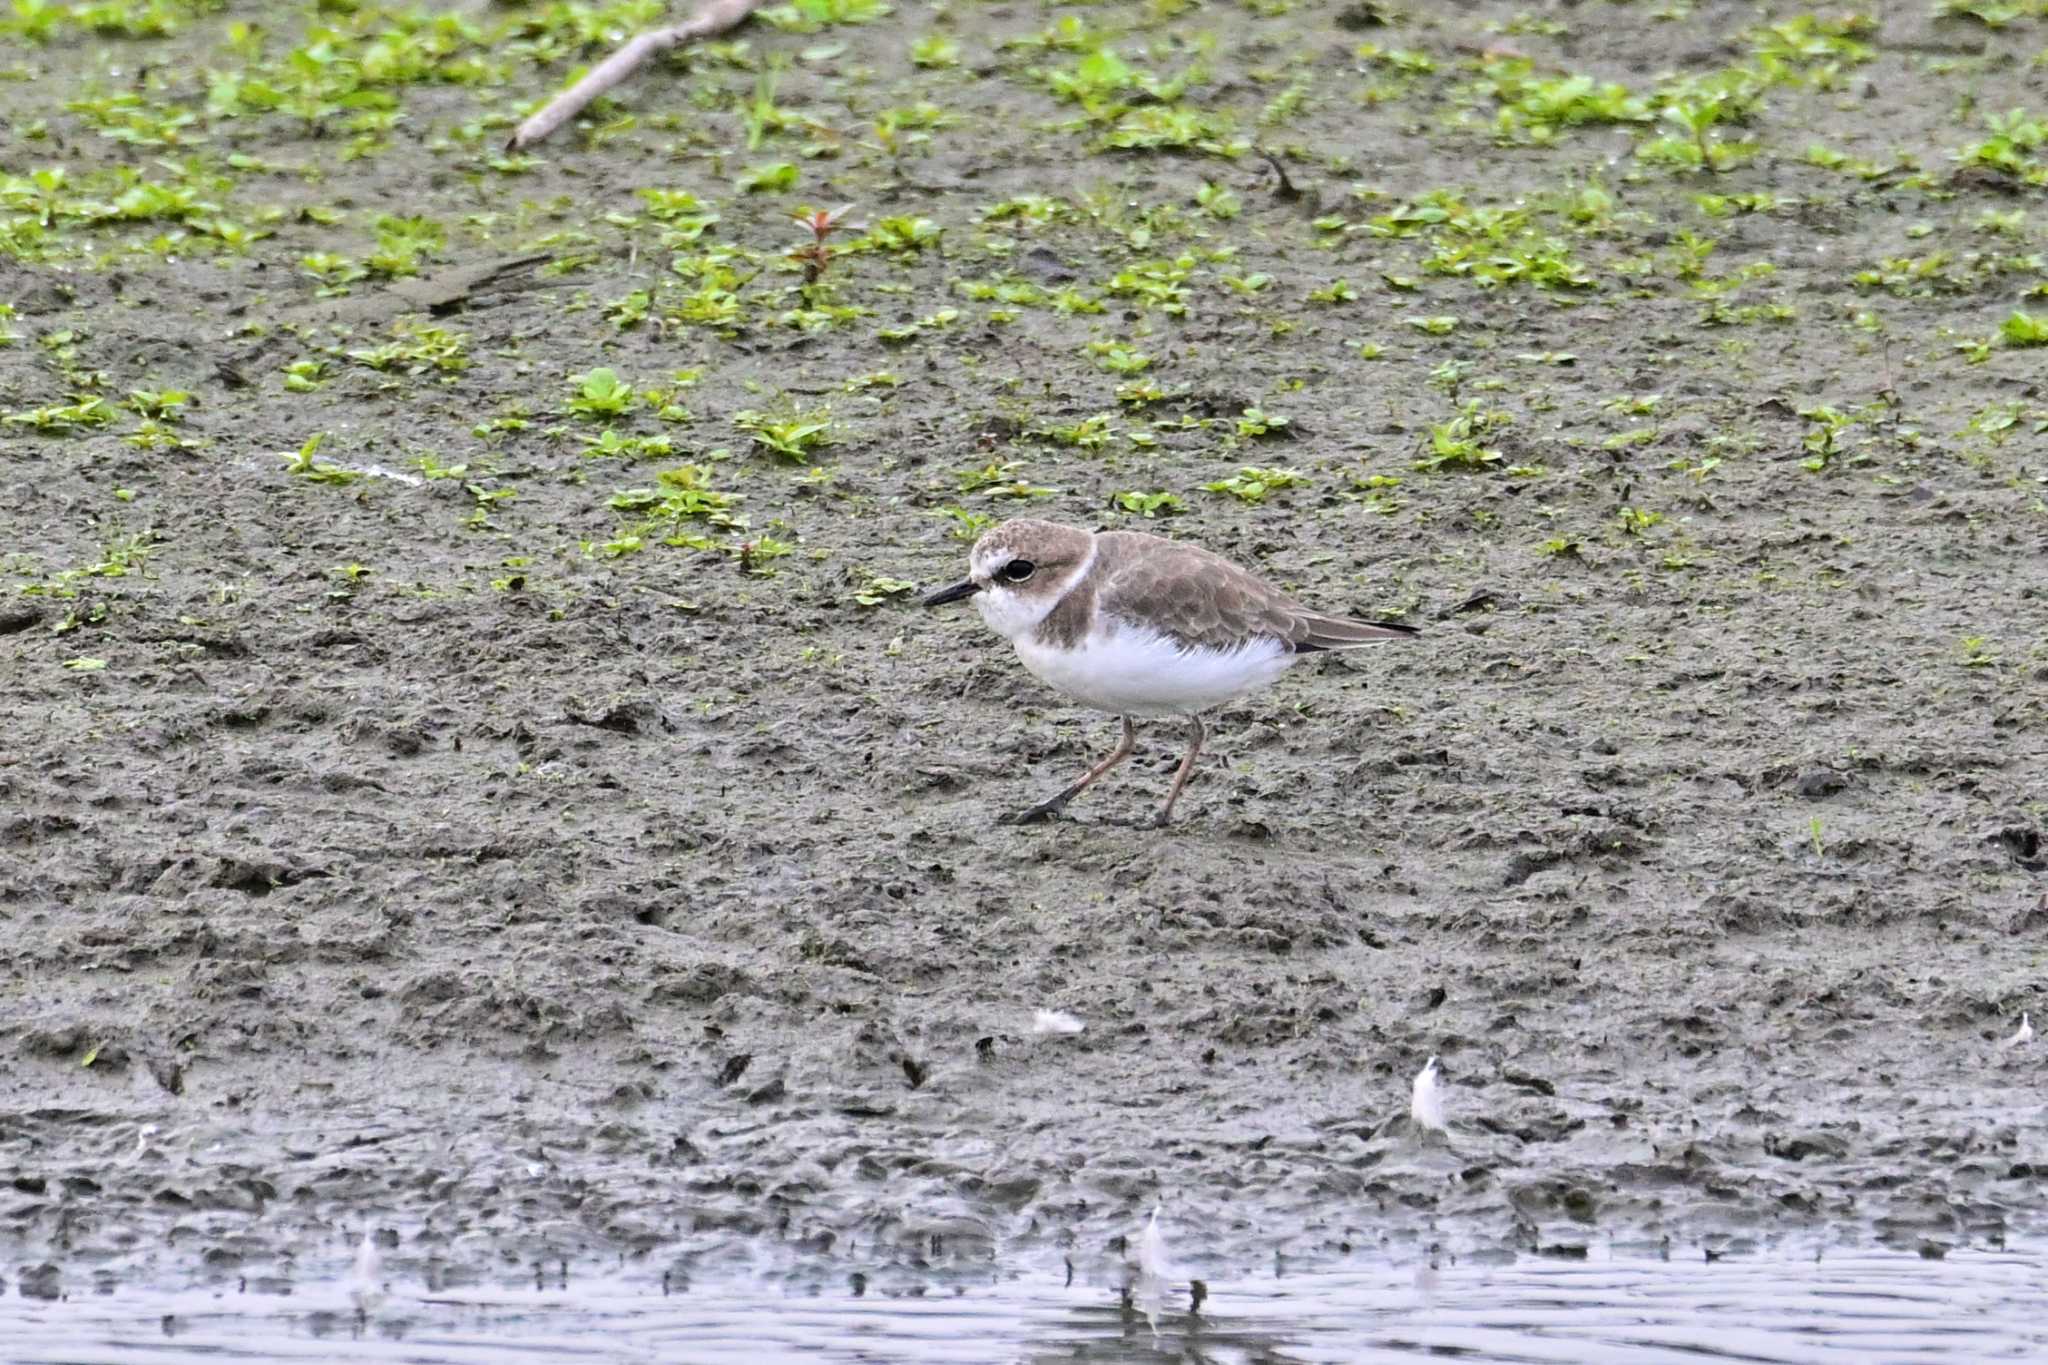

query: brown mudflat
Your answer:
[0,0,2041,1297]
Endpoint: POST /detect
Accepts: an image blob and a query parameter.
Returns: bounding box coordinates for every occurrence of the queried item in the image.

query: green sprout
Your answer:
[1201,467,1306,503]
[735,406,835,462]
[567,368,635,419]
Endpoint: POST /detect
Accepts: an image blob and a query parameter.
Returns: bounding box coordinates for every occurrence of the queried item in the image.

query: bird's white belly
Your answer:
[1014,624,1295,718]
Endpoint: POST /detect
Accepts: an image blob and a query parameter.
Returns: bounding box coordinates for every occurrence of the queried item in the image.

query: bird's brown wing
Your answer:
[1094,532,1413,653]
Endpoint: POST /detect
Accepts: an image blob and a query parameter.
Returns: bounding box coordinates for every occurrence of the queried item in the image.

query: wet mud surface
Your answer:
[2,0,2045,1303]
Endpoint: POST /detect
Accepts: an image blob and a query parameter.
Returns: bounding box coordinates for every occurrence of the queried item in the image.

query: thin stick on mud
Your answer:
[505,0,766,152]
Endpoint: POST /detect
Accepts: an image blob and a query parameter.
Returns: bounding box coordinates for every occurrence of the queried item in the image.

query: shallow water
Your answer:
[5,1245,2040,1363]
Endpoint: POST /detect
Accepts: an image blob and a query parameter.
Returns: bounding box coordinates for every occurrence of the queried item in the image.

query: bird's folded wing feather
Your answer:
[1097,542,1310,652]
[1098,538,1414,653]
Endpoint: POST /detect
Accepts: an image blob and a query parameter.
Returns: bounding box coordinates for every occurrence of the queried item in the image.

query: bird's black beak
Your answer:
[922,579,981,608]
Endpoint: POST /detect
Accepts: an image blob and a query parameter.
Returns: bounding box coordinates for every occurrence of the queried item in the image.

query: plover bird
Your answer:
[922,518,1416,825]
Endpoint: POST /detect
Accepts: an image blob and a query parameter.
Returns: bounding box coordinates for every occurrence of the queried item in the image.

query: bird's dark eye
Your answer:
[1000,559,1035,583]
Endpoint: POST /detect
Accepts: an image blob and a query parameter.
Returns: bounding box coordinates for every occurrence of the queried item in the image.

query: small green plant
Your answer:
[1086,341,1151,373]
[1235,407,1292,439]
[1037,412,1115,449]
[931,505,996,540]
[1112,490,1184,517]
[737,536,795,577]
[1482,60,1652,144]
[610,464,744,532]
[860,215,942,254]
[1935,0,2046,28]
[1617,506,1664,536]
[581,429,674,460]
[4,395,114,431]
[852,571,917,606]
[567,368,635,419]
[125,388,189,420]
[1956,635,2000,668]
[1193,181,1240,219]
[278,434,359,485]
[1201,466,1306,503]
[740,161,800,193]
[2000,311,2048,346]
[1415,402,1507,471]
[1799,404,1852,471]
[349,321,468,377]
[735,405,835,462]
[910,34,960,67]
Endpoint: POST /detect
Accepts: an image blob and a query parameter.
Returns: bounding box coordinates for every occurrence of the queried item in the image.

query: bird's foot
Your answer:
[997,800,1064,827]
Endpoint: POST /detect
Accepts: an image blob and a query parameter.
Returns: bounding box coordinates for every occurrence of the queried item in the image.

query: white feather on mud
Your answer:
[2000,1012,2033,1050]
[1410,1056,1446,1133]
[1032,1009,1085,1036]
[1132,1204,1176,1332]
[347,1230,385,1315]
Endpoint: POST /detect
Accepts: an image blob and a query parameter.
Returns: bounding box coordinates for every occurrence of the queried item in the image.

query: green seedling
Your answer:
[876,309,958,343]
[349,321,467,377]
[1112,490,1184,517]
[2001,311,2048,346]
[1603,393,1662,416]
[415,453,469,481]
[1934,0,2045,28]
[1194,181,1240,219]
[125,388,188,420]
[741,161,799,193]
[5,395,115,431]
[931,505,996,540]
[736,406,835,462]
[1086,341,1151,373]
[736,536,794,577]
[1617,506,1664,536]
[1957,636,1999,668]
[911,34,960,67]
[1415,402,1507,471]
[567,367,634,419]
[1235,407,1291,439]
[853,572,917,606]
[860,215,942,254]
[1037,413,1115,449]
[1799,404,1851,471]
[278,434,359,485]
[610,465,744,533]
[582,430,674,460]
[1201,467,1306,503]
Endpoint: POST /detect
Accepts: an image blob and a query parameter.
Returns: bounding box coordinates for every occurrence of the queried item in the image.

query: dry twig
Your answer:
[506,0,766,152]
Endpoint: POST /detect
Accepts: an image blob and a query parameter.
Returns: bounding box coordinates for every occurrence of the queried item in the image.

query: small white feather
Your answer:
[1410,1055,1446,1132]
[1032,1009,1085,1036]
[1136,1205,1173,1284]
[347,1231,385,1315]
[2000,1012,2033,1050]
